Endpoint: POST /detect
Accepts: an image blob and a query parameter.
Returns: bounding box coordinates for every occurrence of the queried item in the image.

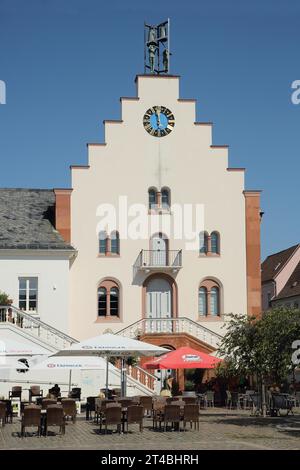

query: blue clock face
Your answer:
[143,105,175,137]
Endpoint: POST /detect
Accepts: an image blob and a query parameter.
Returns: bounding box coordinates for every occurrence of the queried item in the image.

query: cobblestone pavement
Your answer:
[1,408,300,450]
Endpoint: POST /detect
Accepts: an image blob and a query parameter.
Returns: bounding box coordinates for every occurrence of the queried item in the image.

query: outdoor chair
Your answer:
[295,391,300,407]
[9,386,22,400]
[68,387,81,400]
[205,391,215,407]
[125,405,144,432]
[249,393,262,416]
[61,399,77,423]
[20,405,41,437]
[181,396,197,404]
[0,402,6,427]
[85,396,96,420]
[117,398,134,408]
[171,400,185,407]
[139,396,153,416]
[45,405,65,436]
[100,405,122,434]
[271,394,294,416]
[4,400,13,424]
[29,385,43,402]
[131,396,141,404]
[152,400,166,430]
[183,404,200,431]
[41,399,57,409]
[225,390,232,408]
[163,404,181,432]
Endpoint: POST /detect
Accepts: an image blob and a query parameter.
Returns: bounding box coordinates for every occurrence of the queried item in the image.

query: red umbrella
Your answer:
[143,346,222,370]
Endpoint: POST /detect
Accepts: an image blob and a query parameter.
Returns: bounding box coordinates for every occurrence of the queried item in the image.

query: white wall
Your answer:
[69,75,248,340]
[0,253,71,334]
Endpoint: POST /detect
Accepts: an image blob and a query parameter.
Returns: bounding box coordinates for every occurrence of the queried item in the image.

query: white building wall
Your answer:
[0,253,72,334]
[69,76,248,340]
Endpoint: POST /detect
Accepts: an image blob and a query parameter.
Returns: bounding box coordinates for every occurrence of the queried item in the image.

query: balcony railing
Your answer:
[134,250,182,271]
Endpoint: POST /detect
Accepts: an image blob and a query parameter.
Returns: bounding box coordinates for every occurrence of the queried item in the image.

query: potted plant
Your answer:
[0,290,13,306]
[0,290,13,322]
[183,380,196,397]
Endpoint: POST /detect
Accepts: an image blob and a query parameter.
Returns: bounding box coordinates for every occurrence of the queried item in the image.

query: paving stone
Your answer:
[1,408,300,450]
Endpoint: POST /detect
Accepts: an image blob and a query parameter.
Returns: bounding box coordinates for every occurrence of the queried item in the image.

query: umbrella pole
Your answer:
[121,358,127,396]
[68,370,72,395]
[105,355,109,398]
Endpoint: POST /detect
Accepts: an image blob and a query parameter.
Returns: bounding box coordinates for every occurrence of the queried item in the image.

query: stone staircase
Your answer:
[116,317,222,350]
[0,305,157,395]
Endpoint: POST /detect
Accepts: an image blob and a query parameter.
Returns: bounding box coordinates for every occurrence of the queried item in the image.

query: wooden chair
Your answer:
[183,404,200,430]
[205,391,215,407]
[41,399,57,409]
[116,398,134,408]
[29,385,43,402]
[181,396,197,404]
[86,396,96,421]
[152,400,165,430]
[0,402,6,427]
[125,405,144,432]
[100,405,122,434]
[139,396,153,416]
[45,405,65,436]
[4,400,13,424]
[163,404,181,431]
[9,386,22,400]
[61,399,76,423]
[20,405,41,437]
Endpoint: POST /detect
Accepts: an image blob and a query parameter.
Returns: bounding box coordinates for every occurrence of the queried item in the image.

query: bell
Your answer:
[148,27,157,44]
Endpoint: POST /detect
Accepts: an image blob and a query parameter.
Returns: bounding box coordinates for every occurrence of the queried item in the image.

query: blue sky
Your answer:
[0,0,299,259]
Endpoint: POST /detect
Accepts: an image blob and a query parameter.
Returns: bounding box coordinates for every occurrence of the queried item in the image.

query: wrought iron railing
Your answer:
[135,250,182,269]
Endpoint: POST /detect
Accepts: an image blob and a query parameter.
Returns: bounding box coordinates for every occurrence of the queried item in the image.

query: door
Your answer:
[151,234,167,266]
[146,278,172,319]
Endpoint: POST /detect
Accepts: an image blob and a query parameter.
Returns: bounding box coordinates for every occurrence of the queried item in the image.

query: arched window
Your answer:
[110,287,119,316]
[211,232,220,254]
[198,279,221,317]
[210,286,220,316]
[97,280,120,318]
[99,231,108,254]
[199,231,209,254]
[148,188,157,209]
[110,231,120,254]
[98,287,107,316]
[161,187,170,209]
[198,287,208,316]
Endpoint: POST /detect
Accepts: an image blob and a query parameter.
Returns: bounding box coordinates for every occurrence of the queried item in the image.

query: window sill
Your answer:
[198,253,220,258]
[148,209,172,215]
[98,253,120,258]
[197,315,223,322]
[95,317,122,323]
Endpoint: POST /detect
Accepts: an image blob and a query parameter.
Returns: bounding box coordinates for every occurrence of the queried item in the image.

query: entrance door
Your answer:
[146,278,172,319]
[151,234,167,266]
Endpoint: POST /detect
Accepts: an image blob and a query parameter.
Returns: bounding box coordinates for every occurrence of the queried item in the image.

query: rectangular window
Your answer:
[19,277,38,313]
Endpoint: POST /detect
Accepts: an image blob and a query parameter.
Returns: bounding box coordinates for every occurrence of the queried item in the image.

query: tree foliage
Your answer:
[218,307,300,383]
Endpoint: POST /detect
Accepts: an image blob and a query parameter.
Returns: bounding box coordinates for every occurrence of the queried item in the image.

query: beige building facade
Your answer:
[53,75,262,346]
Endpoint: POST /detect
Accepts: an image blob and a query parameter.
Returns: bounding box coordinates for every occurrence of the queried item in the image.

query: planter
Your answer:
[182,391,197,397]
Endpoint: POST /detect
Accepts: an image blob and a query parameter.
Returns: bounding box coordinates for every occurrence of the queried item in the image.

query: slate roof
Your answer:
[274,260,300,300]
[0,189,74,250]
[261,244,299,283]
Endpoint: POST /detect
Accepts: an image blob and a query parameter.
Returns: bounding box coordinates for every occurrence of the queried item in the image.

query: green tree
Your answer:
[218,308,300,416]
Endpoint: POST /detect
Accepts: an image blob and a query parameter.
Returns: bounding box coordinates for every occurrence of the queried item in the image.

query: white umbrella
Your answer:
[53,333,168,396]
[0,338,48,356]
[31,355,108,393]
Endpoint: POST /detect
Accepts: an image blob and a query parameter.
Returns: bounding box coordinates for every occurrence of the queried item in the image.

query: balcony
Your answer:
[134,249,182,273]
